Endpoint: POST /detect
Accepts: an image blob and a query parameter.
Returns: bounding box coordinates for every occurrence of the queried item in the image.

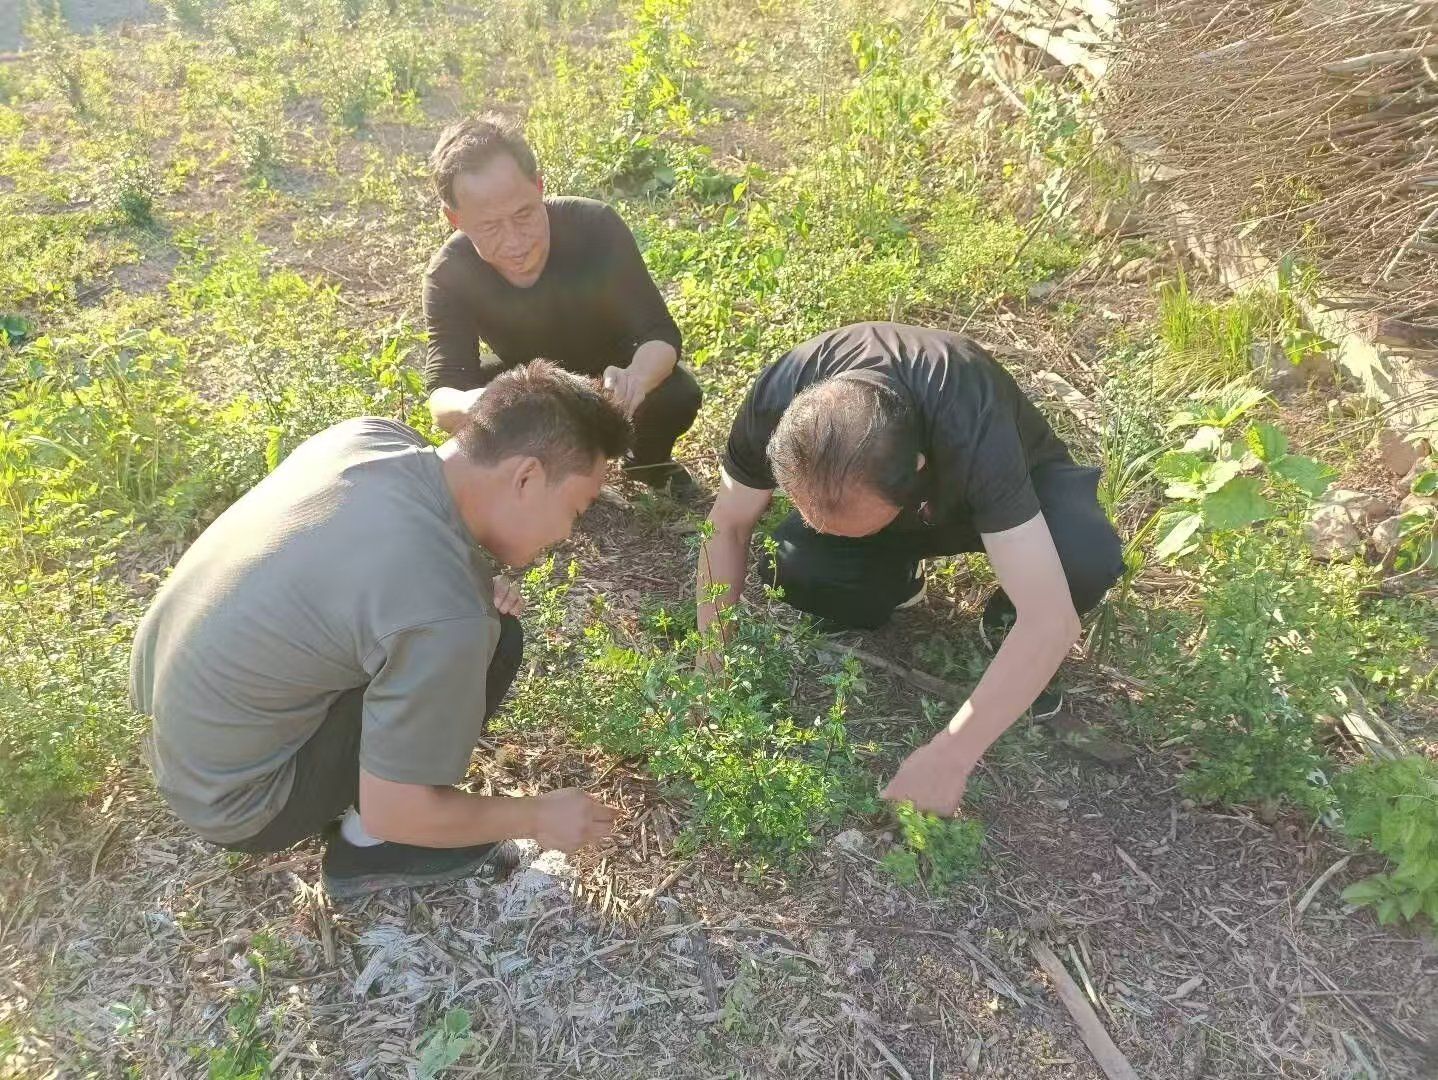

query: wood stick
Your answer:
[1030,940,1140,1080]
[817,641,966,701]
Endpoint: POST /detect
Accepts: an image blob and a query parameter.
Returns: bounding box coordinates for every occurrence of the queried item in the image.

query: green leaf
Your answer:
[1200,476,1273,530]
[442,1008,472,1038]
[1341,876,1387,907]
[1199,458,1243,494]
[1270,454,1337,497]
[1181,426,1223,455]
[1155,451,1207,500]
[264,426,284,474]
[1244,422,1287,463]
[1412,469,1438,497]
[1152,509,1204,561]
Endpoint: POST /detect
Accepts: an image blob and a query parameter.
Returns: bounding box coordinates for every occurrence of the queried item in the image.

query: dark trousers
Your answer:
[761,460,1124,630]
[476,355,702,468]
[226,614,525,854]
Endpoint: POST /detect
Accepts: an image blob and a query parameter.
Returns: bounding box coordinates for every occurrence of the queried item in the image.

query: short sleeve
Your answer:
[964,409,1042,534]
[359,616,497,786]
[721,377,780,491]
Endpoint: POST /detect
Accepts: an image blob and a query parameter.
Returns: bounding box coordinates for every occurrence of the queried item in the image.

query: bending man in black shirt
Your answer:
[696,323,1124,816]
[423,113,701,497]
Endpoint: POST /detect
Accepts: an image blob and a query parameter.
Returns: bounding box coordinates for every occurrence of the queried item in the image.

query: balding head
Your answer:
[767,376,924,535]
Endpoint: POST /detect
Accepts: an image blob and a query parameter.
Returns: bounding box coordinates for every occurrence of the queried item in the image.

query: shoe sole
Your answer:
[324,847,517,901]
[894,561,927,610]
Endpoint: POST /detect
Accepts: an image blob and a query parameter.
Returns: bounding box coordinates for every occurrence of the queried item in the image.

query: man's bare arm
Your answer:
[882,513,1081,814]
[696,469,772,647]
[359,770,614,852]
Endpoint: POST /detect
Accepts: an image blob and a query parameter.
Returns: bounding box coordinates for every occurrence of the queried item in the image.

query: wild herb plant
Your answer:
[879,803,985,892]
[1337,756,1438,926]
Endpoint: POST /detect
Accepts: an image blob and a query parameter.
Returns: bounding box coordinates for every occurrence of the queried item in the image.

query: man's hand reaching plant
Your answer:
[881,732,974,817]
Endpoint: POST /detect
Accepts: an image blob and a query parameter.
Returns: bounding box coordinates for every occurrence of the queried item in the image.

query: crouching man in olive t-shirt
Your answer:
[130,361,629,899]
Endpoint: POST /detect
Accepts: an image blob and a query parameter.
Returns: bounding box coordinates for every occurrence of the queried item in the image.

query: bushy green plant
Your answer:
[509,563,877,862]
[879,802,985,891]
[1337,756,1438,925]
[1150,399,1336,562]
[1145,530,1431,813]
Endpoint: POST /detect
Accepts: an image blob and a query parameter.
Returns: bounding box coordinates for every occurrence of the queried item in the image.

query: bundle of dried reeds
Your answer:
[1099,0,1438,344]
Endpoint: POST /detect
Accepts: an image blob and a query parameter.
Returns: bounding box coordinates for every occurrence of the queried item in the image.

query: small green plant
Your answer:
[879,802,985,891]
[101,151,159,228]
[1142,529,1430,813]
[1337,756,1438,925]
[1149,399,1335,562]
[202,990,269,1080]
[416,1008,477,1079]
[1392,461,1437,572]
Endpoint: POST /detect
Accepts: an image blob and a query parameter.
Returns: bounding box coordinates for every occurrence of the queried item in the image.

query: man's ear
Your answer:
[536,171,544,195]
[513,456,545,494]
[916,452,926,471]
[443,204,459,230]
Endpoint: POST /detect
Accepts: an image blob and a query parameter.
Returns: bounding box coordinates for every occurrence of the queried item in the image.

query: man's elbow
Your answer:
[1054,603,1082,649]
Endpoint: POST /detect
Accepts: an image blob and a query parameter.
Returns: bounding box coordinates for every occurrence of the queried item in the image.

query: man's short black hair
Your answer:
[456,360,632,479]
[430,112,539,209]
[767,376,924,513]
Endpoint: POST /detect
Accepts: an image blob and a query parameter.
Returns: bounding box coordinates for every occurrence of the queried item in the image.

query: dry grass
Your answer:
[1101,0,1438,339]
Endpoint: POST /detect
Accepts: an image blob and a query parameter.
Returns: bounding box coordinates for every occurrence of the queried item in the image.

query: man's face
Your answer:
[447,154,550,288]
[791,483,901,538]
[488,454,608,567]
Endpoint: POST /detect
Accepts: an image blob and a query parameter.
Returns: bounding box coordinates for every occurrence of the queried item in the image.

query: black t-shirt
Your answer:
[723,323,1071,534]
[422,196,682,391]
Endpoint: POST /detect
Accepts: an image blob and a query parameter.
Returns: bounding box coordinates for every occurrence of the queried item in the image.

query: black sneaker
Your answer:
[894,561,927,611]
[623,460,703,503]
[978,594,1016,655]
[321,827,519,900]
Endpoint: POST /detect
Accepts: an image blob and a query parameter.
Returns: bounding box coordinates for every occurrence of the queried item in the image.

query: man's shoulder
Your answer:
[425,229,482,282]
[547,195,627,235]
[311,416,427,453]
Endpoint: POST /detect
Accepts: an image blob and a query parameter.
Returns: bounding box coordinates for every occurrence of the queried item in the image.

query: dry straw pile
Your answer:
[1099,0,1437,346]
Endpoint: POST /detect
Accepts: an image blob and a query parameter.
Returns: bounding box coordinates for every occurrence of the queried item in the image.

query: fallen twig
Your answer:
[1030,939,1140,1080]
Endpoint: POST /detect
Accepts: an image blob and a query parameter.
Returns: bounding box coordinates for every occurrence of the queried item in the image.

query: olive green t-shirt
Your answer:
[130,418,499,843]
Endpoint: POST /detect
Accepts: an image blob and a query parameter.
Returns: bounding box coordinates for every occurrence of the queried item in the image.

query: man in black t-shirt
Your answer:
[422,113,701,497]
[696,323,1123,816]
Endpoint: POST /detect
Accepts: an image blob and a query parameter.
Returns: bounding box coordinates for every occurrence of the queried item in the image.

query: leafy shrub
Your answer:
[1150,400,1336,562]
[511,566,877,863]
[100,149,159,228]
[1337,756,1438,925]
[880,803,985,891]
[1145,530,1431,813]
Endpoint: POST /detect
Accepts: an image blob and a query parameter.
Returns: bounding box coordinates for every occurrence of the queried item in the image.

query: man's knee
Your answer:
[647,364,702,425]
[1059,519,1124,613]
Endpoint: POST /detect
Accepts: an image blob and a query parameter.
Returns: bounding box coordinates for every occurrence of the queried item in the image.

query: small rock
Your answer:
[1371,515,1404,559]
[830,828,867,855]
[1115,256,1161,284]
[1027,279,1058,301]
[1305,503,1364,559]
[1401,492,1437,514]
[1320,488,1394,526]
[1375,429,1425,477]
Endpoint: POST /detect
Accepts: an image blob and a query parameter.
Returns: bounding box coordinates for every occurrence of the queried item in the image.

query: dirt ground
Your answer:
[3,478,1436,1078]
[0,0,158,53]
[2,6,1437,1075]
